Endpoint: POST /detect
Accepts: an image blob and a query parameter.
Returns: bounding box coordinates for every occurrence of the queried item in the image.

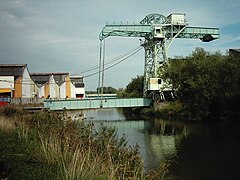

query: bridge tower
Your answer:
[99,13,219,98]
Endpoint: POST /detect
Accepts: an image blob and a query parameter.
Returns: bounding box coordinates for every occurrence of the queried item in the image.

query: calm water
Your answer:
[66,108,240,180]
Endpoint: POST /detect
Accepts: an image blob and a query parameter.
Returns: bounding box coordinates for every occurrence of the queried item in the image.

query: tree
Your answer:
[161,48,240,120]
[124,75,144,98]
[96,86,117,94]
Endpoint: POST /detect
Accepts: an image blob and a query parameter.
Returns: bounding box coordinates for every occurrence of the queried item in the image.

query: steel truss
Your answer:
[99,13,219,97]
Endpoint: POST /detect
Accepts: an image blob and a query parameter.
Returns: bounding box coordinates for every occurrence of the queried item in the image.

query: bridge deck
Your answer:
[44,98,151,110]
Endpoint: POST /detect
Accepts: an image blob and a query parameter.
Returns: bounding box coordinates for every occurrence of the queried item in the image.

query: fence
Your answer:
[9,98,44,105]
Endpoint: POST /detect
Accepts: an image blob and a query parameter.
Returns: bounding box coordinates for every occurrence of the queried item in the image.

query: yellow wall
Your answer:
[0,89,11,93]
[66,75,71,98]
[44,83,50,98]
[14,77,22,98]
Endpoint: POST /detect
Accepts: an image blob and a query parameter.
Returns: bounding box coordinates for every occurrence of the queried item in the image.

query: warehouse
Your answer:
[0,64,38,103]
[31,72,71,99]
[0,64,86,104]
[0,76,14,98]
[30,73,85,99]
[70,76,85,99]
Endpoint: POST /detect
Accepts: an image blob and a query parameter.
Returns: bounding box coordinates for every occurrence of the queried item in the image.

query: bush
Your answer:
[1,106,23,117]
[158,101,185,116]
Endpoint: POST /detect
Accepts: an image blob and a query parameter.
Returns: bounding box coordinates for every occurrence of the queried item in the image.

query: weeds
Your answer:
[0,116,15,131]
[0,106,169,179]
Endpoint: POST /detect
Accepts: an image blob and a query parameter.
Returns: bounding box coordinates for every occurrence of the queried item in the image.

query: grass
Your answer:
[0,127,58,179]
[0,106,169,179]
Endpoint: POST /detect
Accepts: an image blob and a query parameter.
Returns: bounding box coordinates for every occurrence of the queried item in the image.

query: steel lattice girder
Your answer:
[99,23,219,42]
[99,24,152,40]
[98,13,220,97]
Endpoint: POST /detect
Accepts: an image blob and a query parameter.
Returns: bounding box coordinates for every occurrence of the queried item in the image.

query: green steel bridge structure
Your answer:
[44,13,219,111]
[98,13,220,98]
[44,98,151,111]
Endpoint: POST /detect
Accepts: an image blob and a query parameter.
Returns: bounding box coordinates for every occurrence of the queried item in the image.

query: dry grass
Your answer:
[0,115,16,131]
[0,106,169,180]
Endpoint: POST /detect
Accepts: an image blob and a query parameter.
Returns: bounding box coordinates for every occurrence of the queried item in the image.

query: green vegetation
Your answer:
[87,76,143,98]
[0,106,168,179]
[96,86,118,94]
[160,48,240,121]
[141,101,187,119]
[117,75,144,98]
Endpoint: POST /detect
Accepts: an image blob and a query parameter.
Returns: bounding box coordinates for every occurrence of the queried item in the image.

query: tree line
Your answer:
[90,48,240,121]
[87,77,144,98]
[161,48,240,120]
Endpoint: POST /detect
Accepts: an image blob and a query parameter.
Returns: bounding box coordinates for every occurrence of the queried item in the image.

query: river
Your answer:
[66,108,240,180]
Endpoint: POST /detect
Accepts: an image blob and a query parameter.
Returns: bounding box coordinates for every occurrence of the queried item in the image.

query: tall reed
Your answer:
[0,106,169,179]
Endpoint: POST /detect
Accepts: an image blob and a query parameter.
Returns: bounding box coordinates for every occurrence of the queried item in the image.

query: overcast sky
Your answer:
[0,0,239,91]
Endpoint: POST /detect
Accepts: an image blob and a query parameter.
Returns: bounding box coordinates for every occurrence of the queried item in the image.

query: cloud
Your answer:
[28,32,79,45]
[0,0,239,89]
[0,10,26,28]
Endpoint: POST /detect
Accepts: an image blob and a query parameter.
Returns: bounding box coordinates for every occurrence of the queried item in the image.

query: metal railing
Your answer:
[44,98,152,110]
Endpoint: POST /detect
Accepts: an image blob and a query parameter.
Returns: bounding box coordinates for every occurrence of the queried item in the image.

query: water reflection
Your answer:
[65,108,126,121]
[64,109,190,169]
[141,118,189,169]
[63,108,240,179]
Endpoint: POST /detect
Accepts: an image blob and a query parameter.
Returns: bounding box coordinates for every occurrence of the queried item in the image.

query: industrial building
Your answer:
[0,64,85,104]
[30,73,85,99]
[70,76,85,99]
[31,72,71,99]
[0,64,38,100]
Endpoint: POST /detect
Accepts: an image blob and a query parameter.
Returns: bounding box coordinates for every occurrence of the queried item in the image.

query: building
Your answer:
[0,64,85,103]
[0,76,14,98]
[30,73,85,99]
[0,64,38,99]
[31,72,71,99]
[70,76,85,98]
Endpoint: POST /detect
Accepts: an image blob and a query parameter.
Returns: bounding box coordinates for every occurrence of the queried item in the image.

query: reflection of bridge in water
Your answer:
[44,98,151,110]
[143,119,189,168]
[61,107,189,169]
[92,118,188,136]
[93,120,149,131]
[92,118,189,169]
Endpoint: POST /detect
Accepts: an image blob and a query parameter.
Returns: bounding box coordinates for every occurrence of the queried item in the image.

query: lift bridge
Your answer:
[99,13,219,98]
[44,13,219,111]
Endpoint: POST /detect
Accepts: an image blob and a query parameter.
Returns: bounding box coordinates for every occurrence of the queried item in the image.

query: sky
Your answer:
[0,0,240,91]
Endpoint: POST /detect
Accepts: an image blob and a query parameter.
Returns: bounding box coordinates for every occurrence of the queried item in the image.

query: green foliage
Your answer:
[0,126,58,179]
[161,48,240,120]
[141,101,186,119]
[124,75,144,98]
[157,101,186,117]
[140,107,156,117]
[96,86,117,94]
[116,88,127,98]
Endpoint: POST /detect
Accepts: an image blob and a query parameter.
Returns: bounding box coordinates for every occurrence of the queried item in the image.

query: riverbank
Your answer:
[140,100,240,123]
[132,101,190,122]
[0,106,169,179]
